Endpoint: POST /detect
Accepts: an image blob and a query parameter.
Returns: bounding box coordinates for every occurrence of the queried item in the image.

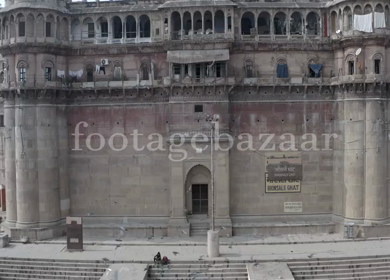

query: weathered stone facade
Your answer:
[0,0,389,240]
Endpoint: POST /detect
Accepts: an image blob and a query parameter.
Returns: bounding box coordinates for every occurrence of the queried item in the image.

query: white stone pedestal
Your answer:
[207,230,220,257]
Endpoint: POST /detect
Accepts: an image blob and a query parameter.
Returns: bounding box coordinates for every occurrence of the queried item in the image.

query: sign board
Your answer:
[66,217,83,251]
[284,202,303,213]
[265,152,301,193]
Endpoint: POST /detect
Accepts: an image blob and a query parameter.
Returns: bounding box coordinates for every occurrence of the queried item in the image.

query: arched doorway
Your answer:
[185,165,211,216]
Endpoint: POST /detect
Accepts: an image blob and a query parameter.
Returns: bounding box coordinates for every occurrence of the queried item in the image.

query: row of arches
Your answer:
[330,3,389,33]
[0,13,69,41]
[71,15,151,41]
[241,11,320,36]
[170,10,231,38]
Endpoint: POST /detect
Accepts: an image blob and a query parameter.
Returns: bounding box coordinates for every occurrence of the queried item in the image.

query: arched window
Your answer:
[274,12,286,35]
[345,54,355,75]
[331,11,337,34]
[139,15,150,38]
[258,12,270,35]
[16,13,25,37]
[140,62,150,81]
[56,16,61,40]
[112,16,122,39]
[71,18,81,41]
[194,11,202,32]
[83,17,94,39]
[26,14,34,38]
[364,4,373,14]
[245,60,254,78]
[97,17,108,38]
[306,12,319,35]
[183,12,192,34]
[46,14,55,38]
[17,61,27,82]
[43,61,54,82]
[171,11,181,39]
[113,61,123,81]
[290,12,303,35]
[126,16,136,38]
[214,10,225,33]
[241,12,255,35]
[204,11,213,32]
[354,5,362,15]
[276,59,288,78]
[86,64,94,82]
[372,53,383,75]
[343,7,352,31]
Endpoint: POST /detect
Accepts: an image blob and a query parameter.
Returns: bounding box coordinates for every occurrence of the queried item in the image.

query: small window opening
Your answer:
[173,64,181,75]
[101,22,108,37]
[0,115,4,127]
[46,22,51,37]
[216,62,226,78]
[348,61,354,75]
[194,105,203,113]
[88,23,95,38]
[45,67,52,81]
[20,67,26,82]
[19,21,25,37]
[374,59,380,74]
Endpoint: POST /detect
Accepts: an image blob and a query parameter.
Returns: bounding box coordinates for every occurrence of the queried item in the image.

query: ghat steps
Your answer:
[0,258,108,280]
[289,256,390,280]
[148,263,248,280]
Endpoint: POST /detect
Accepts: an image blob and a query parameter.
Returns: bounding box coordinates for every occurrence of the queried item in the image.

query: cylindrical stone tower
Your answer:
[15,104,40,228]
[4,102,17,227]
[364,100,388,223]
[343,99,365,223]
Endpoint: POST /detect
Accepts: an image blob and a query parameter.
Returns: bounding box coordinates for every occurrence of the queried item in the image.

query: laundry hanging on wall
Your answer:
[309,64,323,78]
[353,13,373,32]
[57,69,65,78]
[277,64,288,78]
[69,69,83,78]
[374,12,386,28]
[96,65,106,75]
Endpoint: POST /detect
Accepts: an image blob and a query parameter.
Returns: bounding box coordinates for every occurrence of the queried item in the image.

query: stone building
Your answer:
[0,0,389,240]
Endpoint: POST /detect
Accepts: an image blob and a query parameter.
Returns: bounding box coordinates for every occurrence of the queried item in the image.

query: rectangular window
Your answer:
[375,59,380,75]
[216,62,226,78]
[19,22,25,37]
[184,64,189,76]
[194,105,203,113]
[173,64,181,76]
[114,67,122,81]
[156,28,160,36]
[46,22,51,37]
[45,67,52,81]
[87,69,94,82]
[246,64,253,78]
[101,22,108,37]
[0,115,4,127]
[348,61,354,75]
[195,64,201,79]
[88,23,95,38]
[142,67,149,81]
[20,67,26,82]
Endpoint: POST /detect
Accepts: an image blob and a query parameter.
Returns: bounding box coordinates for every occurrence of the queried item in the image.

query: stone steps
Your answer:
[148,263,248,280]
[0,258,108,280]
[289,256,390,280]
[190,223,209,236]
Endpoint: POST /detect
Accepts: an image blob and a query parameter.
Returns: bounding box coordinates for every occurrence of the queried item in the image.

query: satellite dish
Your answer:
[356,48,362,56]
[336,30,341,34]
